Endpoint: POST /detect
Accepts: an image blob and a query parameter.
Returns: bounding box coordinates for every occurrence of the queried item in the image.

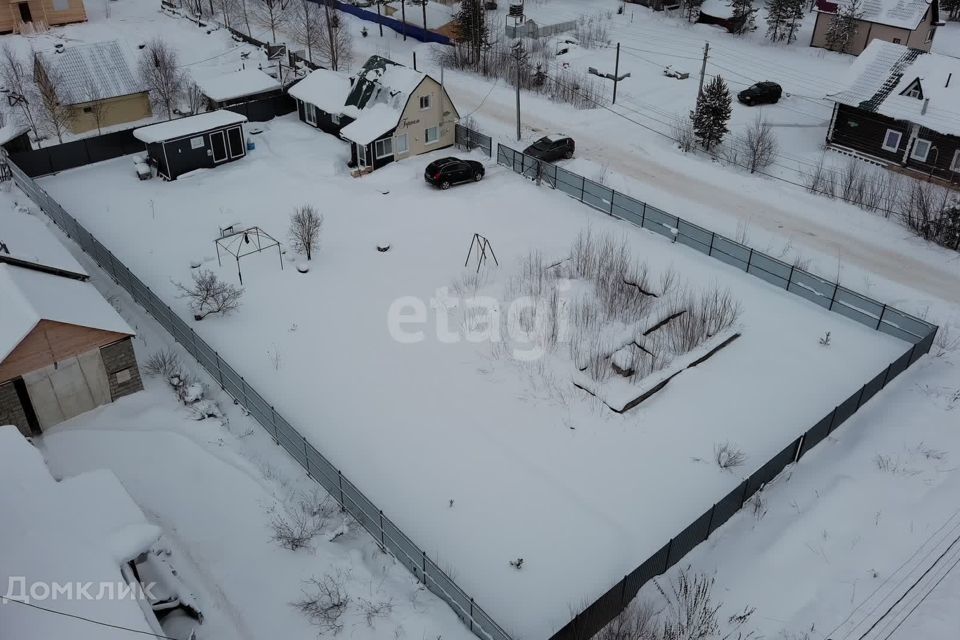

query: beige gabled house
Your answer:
[0,0,86,33]
[290,56,460,173]
[35,40,152,134]
[810,0,941,54]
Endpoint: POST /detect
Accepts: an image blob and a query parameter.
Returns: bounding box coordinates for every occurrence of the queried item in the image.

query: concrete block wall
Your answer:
[0,381,31,437]
[100,338,143,401]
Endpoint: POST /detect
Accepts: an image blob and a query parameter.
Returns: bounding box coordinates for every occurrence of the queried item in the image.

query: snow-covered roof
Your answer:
[0,264,134,362]
[830,40,960,136]
[699,0,735,18]
[35,41,144,106]
[0,210,88,278]
[0,123,29,146]
[195,68,281,102]
[339,102,404,145]
[0,426,161,640]
[133,110,247,143]
[288,69,353,114]
[819,0,933,29]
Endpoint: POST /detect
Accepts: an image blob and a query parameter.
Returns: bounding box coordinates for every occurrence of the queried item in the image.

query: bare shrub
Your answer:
[293,571,350,634]
[659,288,740,354]
[574,12,611,48]
[144,348,182,378]
[747,491,767,520]
[714,441,746,470]
[184,81,205,116]
[737,117,779,174]
[175,269,244,320]
[139,39,186,119]
[271,502,326,550]
[655,568,722,640]
[803,154,837,199]
[934,326,960,357]
[597,599,657,640]
[898,180,960,250]
[289,205,324,260]
[358,597,394,627]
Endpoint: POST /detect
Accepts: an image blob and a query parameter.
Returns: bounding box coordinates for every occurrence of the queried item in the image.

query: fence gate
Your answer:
[455,124,492,158]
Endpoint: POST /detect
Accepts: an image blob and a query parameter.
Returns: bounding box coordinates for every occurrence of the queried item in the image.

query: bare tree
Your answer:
[139,39,186,120]
[737,116,779,174]
[184,81,205,115]
[175,269,244,320]
[293,571,350,635]
[291,0,323,62]
[289,205,323,260]
[79,76,108,135]
[253,0,290,42]
[317,1,352,71]
[33,58,72,144]
[0,44,41,144]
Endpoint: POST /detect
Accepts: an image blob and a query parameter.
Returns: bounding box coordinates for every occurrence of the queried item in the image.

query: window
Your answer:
[882,129,902,152]
[911,138,932,162]
[425,126,439,145]
[52,0,69,11]
[395,133,408,155]
[375,137,393,159]
[951,149,960,172]
[190,136,204,149]
[331,113,341,125]
[419,94,432,110]
[892,38,902,44]
[304,103,317,126]
[82,106,92,113]
[926,28,935,43]
[901,78,923,99]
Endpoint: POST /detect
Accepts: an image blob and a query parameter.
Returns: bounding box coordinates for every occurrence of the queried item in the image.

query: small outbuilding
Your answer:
[195,67,289,121]
[133,110,248,180]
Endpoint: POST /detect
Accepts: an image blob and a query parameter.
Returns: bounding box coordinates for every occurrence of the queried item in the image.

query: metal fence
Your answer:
[505,19,578,40]
[327,0,453,45]
[496,143,939,640]
[4,156,513,640]
[455,124,493,158]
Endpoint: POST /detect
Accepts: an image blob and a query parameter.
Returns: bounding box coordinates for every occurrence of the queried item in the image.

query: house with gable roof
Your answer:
[810,0,942,54]
[289,55,460,172]
[34,40,151,134]
[826,39,960,184]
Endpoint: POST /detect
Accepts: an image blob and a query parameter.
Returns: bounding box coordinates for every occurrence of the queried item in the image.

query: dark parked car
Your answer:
[737,81,782,106]
[523,135,575,162]
[424,157,485,190]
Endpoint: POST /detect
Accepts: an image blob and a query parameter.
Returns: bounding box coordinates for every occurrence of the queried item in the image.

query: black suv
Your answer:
[737,82,782,106]
[523,135,575,162]
[424,157,485,190]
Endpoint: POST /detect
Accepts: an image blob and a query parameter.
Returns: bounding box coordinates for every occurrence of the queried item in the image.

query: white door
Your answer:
[23,351,111,430]
[304,102,317,126]
[357,143,368,169]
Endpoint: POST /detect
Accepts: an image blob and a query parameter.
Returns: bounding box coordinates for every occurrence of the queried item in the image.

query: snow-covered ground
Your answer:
[39,113,914,638]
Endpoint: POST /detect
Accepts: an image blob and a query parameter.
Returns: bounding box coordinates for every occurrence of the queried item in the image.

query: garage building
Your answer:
[0,213,142,436]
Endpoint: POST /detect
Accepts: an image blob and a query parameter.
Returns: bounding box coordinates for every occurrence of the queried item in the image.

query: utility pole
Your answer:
[401,0,407,40]
[376,0,383,37]
[697,42,710,97]
[413,51,417,71]
[612,42,621,104]
[511,41,526,142]
[323,0,338,71]
[422,0,427,30]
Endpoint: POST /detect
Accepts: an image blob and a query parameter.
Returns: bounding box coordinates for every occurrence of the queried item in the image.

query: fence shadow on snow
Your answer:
[495,142,938,640]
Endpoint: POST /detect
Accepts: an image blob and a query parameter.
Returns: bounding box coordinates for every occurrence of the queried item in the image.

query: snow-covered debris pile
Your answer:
[0,426,161,640]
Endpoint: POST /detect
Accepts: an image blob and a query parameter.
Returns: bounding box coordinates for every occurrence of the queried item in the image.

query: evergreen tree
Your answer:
[731,0,758,34]
[692,75,732,151]
[824,0,863,53]
[941,0,959,21]
[454,0,488,67]
[683,0,705,22]
[766,0,804,42]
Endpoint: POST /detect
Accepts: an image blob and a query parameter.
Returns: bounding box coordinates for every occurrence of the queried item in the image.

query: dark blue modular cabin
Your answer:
[133,111,249,180]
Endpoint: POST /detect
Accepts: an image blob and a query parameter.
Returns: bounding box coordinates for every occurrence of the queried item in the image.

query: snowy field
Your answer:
[40,115,909,638]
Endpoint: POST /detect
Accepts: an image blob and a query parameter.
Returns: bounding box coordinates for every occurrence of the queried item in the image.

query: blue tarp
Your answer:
[322,1,453,45]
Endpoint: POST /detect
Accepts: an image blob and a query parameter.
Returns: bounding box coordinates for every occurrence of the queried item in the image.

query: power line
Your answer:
[878,550,960,640]
[0,596,179,640]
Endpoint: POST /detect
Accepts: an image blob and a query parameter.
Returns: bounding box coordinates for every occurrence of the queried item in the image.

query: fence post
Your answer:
[422,551,428,585]
[379,510,385,549]
[746,248,753,272]
[708,232,715,256]
[739,479,750,508]
[641,202,647,226]
[270,405,279,444]
[663,538,673,571]
[829,283,838,311]
[470,598,475,631]
[793,435,805,462]
[705,505,716,540]
[215,353,225,390]
[337,470,345,506]
[302,436,311,476]
[787,264,795,290]
[580,176,586,202]
[240,376,250,408]
[876,304,887,330]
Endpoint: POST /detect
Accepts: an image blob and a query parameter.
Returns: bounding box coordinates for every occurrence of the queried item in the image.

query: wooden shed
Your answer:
[134,111,248,180]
